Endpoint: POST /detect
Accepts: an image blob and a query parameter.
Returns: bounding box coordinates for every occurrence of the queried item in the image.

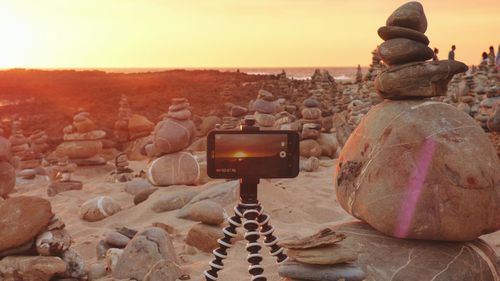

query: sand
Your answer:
[13,159,500,281]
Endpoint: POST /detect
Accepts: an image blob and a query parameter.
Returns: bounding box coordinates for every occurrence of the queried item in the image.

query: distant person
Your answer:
[448,45,456,61]
[481,52,488,65]
[488,46,495,65]
[432,48,439,61]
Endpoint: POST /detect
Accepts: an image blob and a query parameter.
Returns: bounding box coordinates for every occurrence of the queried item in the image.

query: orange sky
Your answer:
[0,0,498,68]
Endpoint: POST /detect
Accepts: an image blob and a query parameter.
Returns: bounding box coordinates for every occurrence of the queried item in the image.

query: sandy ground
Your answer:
[13,159,500,281]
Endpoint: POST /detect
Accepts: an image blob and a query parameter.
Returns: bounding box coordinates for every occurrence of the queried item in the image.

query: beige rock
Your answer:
[180,200,225,225]
[151,189,200,213]
[79,196,122,222]
[0,256,66,281]
[185,223,223,253]
[143,259,181,281]
[56,140,102,159]
[300,139,322,158]
[147,152,200,186]
[335,100,500,241]
[287,245,357,265]
[105,248,123,272]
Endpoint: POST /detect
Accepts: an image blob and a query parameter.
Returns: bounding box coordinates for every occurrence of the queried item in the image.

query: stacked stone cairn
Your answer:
[364,47,386,81]
[29,129,50,154]
[0,134,15,198]
[47,154,82,197]
[219,116,240,130]
[145,98,201,187]
[251,89,279,128]
[313,2,500,280]
[0,196,86,280]
[110,152,134,182]
[56,110,106,166]
[114,95,132,143]
[355,65,362,83]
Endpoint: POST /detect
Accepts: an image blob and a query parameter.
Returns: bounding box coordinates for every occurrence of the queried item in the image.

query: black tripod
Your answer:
[204,177,288,281]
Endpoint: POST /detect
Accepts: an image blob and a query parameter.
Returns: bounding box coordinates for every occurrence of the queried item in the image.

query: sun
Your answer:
[232,151,248,158]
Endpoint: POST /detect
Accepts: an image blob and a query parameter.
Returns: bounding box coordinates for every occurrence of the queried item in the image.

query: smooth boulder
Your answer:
[377,25,429,45]
[145,118,196,157]
[146,152,200,186]
[79,196,121,222]
[386,1,427,33]
[335,100,500,241]
[378,38,433,65]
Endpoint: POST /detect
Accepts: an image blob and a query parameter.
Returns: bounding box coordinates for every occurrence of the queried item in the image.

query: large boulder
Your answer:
[335,100,500,241]
[330,222,499,281]
[113,227,179,280]
[0,196,53,252]
[145,118,196,157]
[146,152,200,186]
[0,256,66,281]
[56,140,102,159]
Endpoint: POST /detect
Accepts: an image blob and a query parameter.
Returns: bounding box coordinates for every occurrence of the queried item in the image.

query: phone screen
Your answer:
[208,131,299,179]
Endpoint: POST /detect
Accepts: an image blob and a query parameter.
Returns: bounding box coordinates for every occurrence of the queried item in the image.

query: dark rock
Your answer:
[375,60,468,99]
[386,1,427,33]
[377,26,429,45]
[378,38,433,65]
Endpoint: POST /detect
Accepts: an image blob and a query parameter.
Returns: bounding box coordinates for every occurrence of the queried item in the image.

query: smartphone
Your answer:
[207,130,300,179]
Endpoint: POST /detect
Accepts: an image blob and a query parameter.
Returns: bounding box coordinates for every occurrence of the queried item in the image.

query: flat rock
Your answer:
[146,152,200,186]
[335,100,500,241]
[113,227,179,280]
[303,98,320,108]
[124,178,152,195]
[287,245,357,265]
[152,189,200,213]
[281,228,346,249]
[375,60,468,99]
[279,261,366,281]
[185,223,223,253]
[19,169,36,179]
[47,181,83,197]
[0,256,66,281]
[0,196,53,252]
[63,130,106,141]
[252,99,278,114]
[56,140,102,159]
[377,25,429,45]
[178,200,225,225]
[378,38,433,65]
[330,222,500,281]
[386,1,427,33]
[105,231,131,248]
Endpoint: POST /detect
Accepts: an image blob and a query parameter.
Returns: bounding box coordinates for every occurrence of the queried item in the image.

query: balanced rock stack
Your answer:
[0,135,15,198]
[336,1,500,242]
[145,98,201,187]
[364,47,386,81]
[252,89,279,127]
[0,196,87,280]
[355,65,362,84]
[9,120,29,159]
[110,152,134,182]
[47,155,83,197]
[29,129,50,154]
[56,111,106,166]
[114,95,132,143]
[279,228,365,281]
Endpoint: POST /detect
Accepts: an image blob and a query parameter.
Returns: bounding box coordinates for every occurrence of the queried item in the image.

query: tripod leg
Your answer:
[258,207,288,263]
[204,205,244,281]
[242,204,266,281]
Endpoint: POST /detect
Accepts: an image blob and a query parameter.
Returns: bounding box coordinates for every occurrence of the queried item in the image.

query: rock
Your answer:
[19,168,36,179]
[179,200,224,225]
[47,181,83,197]
[35,229,72,256]
[88,262,107,281]
[124,178,152,196]
[279,261,366,281]
[386,1,427,33]
[59,249,86,279]
[105,232,131,248]
[299,139,322,158]
[0,240,34,258]
[128,114,154,138]
[302,107,322,120]
[185,223,223,253]
[254,111,276,127]
[143,259,181,281]
[300,157,320,172]
[63,130,106,141]
[280,228,346,249]
[56,140,102,159]
[301,123,321,139]
[113,227,179,280]
[0,256,67,281]
[72,155,106,166]
[152,189,200,213]
[331,221,500,281]
[134,187,158,205]
[146,152,200,186]
[252,99,278,114]
[145,119,196,157]
[167,109,192,120]
[182,180,239,209]
[105,248,123,272]
[197,116,221,136]
[230,105,248,117]
[335,100,500,241]
[116,226,138,239]
[0,137,11,161]
[96,240,110,260]
[487,105,500,132]
[257,89,274,101]
[186,137,207,152]
[375,60,468,99]
[378,38,433,65]
[79,196,122,222]
[303,98,320,108]
[377,25,429,45]
[317,133,339,158]
[0,196,53,252]
[287,244,357,265]
[0,161,15,197]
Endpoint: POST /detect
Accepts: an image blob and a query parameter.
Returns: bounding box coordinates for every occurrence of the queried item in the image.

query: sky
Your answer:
[0,0,498,68]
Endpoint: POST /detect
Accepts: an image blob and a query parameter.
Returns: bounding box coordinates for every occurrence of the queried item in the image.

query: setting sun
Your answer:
[232,151,249,158]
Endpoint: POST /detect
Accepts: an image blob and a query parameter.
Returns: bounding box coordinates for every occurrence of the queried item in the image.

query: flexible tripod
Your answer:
[204,177,288,281]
